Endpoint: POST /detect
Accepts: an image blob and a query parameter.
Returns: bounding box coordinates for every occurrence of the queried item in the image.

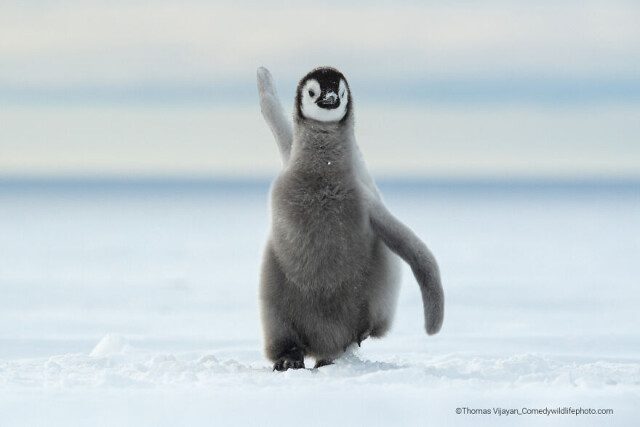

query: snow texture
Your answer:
[0,180,638,426]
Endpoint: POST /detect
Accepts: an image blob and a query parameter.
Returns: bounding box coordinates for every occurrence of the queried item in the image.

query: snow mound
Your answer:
[1,349,638,390]
[89,334,130,357]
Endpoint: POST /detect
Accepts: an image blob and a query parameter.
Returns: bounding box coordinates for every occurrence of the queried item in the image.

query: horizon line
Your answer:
[2,76,640,107]
[1,174,638,189]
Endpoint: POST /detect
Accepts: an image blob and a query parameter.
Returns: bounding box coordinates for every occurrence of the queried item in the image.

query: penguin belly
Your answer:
[270,175,375,358]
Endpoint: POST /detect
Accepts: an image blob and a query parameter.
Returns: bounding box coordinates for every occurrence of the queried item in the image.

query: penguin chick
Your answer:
[257,66,444,371]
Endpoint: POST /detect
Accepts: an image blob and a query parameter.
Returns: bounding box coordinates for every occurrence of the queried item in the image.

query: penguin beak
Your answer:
[316,91,340,109]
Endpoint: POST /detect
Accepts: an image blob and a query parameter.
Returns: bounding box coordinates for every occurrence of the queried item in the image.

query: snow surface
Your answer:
[0,180,638,426]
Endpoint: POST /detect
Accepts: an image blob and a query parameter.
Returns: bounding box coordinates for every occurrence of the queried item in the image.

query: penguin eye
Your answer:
[308,90,315,97]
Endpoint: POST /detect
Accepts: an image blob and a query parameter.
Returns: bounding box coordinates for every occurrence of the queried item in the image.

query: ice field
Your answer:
[0,179,638,426]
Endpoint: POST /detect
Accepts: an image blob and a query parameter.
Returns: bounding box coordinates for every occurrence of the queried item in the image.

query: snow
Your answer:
[0,180,638,426]
[89,334,130,357]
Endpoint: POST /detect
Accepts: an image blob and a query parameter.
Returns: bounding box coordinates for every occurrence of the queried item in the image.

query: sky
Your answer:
[1,0,639,178]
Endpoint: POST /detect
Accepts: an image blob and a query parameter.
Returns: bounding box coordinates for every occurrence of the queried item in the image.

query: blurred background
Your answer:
[1,0,639,179]
[0,0,638,367]
[1,4,640,425]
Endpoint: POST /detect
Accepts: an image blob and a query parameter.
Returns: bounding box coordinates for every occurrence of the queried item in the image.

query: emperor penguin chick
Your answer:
[257,66,444,371]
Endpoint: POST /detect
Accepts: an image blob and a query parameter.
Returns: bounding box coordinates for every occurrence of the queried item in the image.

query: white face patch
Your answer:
[300,79,349,122]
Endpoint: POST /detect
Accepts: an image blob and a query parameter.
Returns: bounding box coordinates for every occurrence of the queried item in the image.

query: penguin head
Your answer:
[296,67,350,123]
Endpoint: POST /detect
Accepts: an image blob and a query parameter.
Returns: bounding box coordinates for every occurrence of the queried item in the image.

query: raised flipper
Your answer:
[368,199,444,335]
[256,67,293,163]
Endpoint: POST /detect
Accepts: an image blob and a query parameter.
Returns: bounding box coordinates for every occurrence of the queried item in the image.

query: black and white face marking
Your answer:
[297,67,350,123]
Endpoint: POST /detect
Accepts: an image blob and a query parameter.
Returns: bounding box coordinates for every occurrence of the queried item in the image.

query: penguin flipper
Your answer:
[368,199,444,335]
[257,67,293,163]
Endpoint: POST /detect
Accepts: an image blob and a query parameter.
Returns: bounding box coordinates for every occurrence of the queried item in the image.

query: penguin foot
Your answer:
[357,330,371,347]
[273,358,305,371]
[314,359,334,369]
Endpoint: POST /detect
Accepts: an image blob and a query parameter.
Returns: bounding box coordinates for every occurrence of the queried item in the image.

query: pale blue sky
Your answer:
[1,0,639,177]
